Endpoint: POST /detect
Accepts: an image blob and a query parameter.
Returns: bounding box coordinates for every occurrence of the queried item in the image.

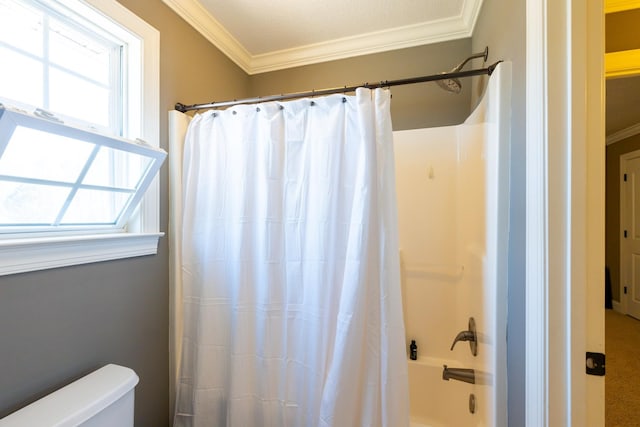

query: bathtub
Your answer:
[408,357,487,427]
[394,63,511,427]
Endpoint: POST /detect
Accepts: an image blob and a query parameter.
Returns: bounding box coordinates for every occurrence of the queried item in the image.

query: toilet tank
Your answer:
[0,364,139,427]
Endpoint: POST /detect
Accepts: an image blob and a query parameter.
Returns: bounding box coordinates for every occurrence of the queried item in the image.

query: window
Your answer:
[0,0,122,132]
[0,106,165,232]
[0,0,162,275]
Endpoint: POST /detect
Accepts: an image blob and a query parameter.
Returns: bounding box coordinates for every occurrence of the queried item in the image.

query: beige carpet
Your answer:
[606,309,640,427]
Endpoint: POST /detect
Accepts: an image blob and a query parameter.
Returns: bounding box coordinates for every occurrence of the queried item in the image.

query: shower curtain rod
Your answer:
[175,60,502,113]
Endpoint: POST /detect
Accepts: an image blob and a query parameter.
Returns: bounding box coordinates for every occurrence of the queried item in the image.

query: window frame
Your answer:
[0,105,166,234]
[0,0,161,276]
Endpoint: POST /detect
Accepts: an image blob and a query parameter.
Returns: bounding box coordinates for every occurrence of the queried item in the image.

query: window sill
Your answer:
[0,232,164,276]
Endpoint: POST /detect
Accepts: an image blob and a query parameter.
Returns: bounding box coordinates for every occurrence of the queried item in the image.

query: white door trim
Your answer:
[525,0,604,425]
[524,0,549,424]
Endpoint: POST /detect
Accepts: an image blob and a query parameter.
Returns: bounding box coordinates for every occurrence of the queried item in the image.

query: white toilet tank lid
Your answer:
[0,364,139,427]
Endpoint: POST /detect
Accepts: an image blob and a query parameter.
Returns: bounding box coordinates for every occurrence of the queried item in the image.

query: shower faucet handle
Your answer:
[450,331,475,348]
[450,317,478,356]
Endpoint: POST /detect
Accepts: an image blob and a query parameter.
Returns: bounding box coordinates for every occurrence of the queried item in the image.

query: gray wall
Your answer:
[0,1,249,426]
[472,0,527,425]
[250,39,473,130]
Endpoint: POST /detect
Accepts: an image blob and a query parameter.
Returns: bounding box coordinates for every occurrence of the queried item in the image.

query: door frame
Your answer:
[525,0,604,425]
[619,149,640,316]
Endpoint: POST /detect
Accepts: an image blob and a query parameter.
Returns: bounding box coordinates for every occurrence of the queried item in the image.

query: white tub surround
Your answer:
[395,62,511,427]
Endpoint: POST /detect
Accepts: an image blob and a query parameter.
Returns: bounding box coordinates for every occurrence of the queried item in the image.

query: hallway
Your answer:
[605,309,640,427]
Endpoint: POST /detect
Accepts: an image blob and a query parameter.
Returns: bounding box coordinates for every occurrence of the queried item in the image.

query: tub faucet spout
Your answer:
[442,365,476,384]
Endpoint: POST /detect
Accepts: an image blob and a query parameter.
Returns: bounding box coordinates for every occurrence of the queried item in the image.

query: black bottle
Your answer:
[409,340,417,360]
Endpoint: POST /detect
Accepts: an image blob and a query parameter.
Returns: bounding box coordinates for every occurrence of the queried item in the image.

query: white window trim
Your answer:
[0,233,163,275]
[0,0,161,276]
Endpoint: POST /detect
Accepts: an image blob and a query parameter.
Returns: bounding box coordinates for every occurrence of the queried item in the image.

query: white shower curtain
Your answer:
[174,88,409,427]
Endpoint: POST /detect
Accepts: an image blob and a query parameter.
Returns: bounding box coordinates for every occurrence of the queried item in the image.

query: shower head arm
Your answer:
[453,47,489,72]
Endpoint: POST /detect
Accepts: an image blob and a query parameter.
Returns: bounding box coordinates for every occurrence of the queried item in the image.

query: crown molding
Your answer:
[250,15,475,74]
[462,0,484,34]
[162,0,252,73]
[163,0,483,75]
[606,49,640,79]
[607,122,640,145]
[605,0,640,13]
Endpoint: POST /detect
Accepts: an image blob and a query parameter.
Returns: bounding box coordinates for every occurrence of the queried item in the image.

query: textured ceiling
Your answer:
[198,0,466,55]
[607,76,640,136]
[606,7,640,139]
[162,0,484,74]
